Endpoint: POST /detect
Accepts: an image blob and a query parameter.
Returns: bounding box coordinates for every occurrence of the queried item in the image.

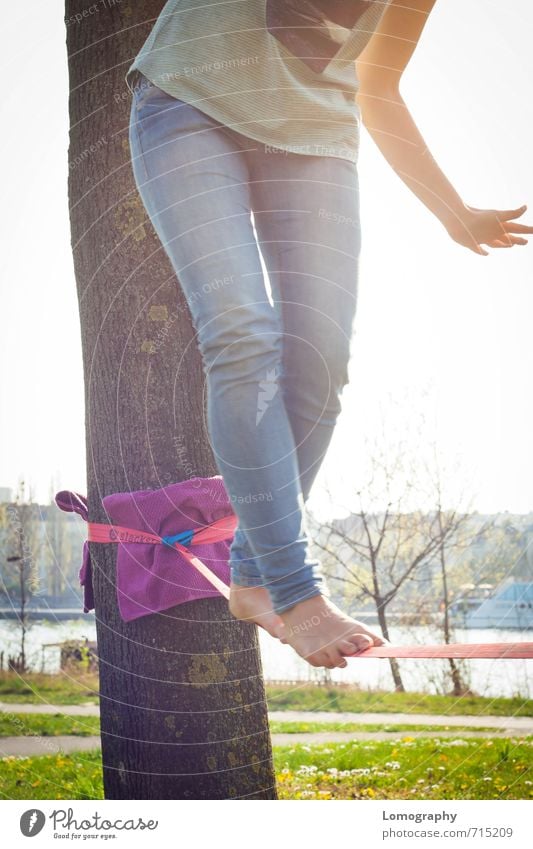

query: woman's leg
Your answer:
[128,77,323,626]
[228,150,362,631]
[249,148,362,502]
[243,144,387,664]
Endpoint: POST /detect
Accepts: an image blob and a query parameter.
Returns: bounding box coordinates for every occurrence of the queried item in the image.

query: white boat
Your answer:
[448,583,494,621]
[463,579,533,630]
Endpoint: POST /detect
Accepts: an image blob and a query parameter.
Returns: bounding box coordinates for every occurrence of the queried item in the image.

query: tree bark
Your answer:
[375,602,404,692]
[438,533,467,697]
[65,0,277,799]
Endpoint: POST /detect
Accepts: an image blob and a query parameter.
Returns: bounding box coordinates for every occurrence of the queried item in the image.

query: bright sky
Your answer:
[1,1,532,515]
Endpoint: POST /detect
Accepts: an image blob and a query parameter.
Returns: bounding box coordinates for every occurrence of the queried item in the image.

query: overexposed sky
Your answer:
[1,0,532,514]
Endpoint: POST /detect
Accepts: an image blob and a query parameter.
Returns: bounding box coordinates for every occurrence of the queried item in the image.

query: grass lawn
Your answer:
[0,672,99,705]
[0,713,100,738]
[266,684,533,717]
[1,673,532,717]
[268,720,500,734]
[276,737,533,799]
[1,737,531,800]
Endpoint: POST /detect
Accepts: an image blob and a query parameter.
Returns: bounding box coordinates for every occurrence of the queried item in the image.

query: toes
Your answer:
[338,639,360,657]
[307,650,335,669]
[349,633,374,652]
[326,648,348,669]
[367,631,388,646]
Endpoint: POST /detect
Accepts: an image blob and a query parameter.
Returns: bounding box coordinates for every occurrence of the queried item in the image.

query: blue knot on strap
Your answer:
[161,529,195,548]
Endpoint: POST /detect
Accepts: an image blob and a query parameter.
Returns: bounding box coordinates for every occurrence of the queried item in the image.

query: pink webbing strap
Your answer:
[355,642,533,659]
[87,514,238,601]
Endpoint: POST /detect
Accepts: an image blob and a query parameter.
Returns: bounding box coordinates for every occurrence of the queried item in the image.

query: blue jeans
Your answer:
[128,71,361,613]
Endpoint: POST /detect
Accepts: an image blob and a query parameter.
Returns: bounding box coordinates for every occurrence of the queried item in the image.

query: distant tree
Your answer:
[309,395,492,695]
[309,420,449,692]
[4,480,41,672]
[44,477,72,597]
[456,519,526,588]
[423,447,483,696]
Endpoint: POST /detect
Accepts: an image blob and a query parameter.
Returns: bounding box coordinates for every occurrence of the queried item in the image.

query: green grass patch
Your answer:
[266,684,533,717]
[269,721,499,735]
[275,737,533,800]
[0,713,100,738]
[1,738,531,801]
[0,672,99,705]
[0,751,104,800]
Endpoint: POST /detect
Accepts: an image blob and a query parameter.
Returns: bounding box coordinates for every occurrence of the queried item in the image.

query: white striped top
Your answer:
[125,0,391,163]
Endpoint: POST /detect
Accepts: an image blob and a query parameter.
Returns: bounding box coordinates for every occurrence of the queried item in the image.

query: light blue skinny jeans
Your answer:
[128,71,362,613]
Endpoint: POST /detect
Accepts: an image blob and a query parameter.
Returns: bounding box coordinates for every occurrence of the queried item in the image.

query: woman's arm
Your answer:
[355,0,533,254]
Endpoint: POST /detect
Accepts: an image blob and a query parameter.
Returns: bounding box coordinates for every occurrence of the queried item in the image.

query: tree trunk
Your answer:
[65,0,276,799]
[438,539,466,697]
[376,601,404,692]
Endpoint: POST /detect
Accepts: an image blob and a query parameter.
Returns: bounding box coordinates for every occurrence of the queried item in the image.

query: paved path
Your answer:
[271,728,526,745]
[1,702,532,758]
[0,736,102,758]
[0,702,99,717]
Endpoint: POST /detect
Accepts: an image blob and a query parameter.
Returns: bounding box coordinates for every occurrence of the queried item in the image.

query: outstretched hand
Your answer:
[444,204,533,255]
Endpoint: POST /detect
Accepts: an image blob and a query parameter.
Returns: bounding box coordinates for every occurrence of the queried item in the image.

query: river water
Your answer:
[1,619,531,699]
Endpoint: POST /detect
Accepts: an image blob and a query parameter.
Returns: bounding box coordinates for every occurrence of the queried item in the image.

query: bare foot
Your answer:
[279,593,388,669]
[229,583,287,641]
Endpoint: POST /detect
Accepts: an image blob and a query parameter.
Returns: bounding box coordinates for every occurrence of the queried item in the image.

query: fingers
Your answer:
[498,204,528,221]
[487,235,527,248]
[504,223,533,234]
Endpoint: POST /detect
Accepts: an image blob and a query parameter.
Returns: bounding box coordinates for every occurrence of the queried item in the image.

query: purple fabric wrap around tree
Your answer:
[55,476,236,622]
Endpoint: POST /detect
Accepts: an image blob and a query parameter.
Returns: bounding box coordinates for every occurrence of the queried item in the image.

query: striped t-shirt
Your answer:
[125,0,391,163]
